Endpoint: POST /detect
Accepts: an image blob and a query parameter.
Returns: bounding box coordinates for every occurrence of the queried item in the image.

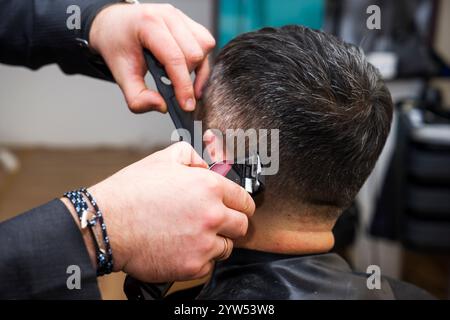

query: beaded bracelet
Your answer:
[64,189,113,276]
[80,188,113,274]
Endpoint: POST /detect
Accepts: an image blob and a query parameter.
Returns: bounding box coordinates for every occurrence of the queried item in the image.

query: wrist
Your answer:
[89,2,131,54]
[82,0,121,47]
[88,183,128,273]
[62,187,120,275]
[87,4,108,54]
[61,197,98,269]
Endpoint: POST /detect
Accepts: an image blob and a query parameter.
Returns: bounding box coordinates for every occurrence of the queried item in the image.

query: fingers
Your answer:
[140,21,195,111]
[212,236,233,261]
[137,5,215,111]
[163,13,205,73]
[178,10,215,99]
[193,237,233,278]
[149,142,207,168]
[91,3,215,113]
[179,10,216,51]
[217,208,249,239]
[169,142,208,167]
[218,176,256,217]
[194,57,211,99]
[194,261,214,278]
[117,69,167,113]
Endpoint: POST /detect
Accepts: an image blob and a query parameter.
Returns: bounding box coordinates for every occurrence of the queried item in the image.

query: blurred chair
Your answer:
[401,96,450,251]
[371,87,450,251]
[324,0,449,79]
[333,203,359,252]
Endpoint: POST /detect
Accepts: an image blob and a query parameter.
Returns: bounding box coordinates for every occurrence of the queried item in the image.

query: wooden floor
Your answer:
[0,148,448,299]
[403,250,450,299]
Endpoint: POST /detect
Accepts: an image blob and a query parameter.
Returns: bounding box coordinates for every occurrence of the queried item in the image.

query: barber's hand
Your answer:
[89,3,215,113]
[85,142,254,282]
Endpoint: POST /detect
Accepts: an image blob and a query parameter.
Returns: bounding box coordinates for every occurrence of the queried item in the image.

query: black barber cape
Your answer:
[196,249,434,300]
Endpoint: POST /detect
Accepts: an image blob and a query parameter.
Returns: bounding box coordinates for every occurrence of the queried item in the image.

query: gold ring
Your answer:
[215,237,229,261]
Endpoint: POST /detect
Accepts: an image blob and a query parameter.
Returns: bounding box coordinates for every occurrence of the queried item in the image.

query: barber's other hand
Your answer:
[87,142,255,282]
[89,3,215,113]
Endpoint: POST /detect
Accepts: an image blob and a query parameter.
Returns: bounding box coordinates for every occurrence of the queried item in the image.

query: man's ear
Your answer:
[203,129,225,163]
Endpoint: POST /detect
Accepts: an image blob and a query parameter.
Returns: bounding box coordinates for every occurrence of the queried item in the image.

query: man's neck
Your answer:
[234,206,337,255]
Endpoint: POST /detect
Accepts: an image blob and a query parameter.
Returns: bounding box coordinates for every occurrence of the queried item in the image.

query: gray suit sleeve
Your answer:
[0,0,117,80]
[0,199,101,299]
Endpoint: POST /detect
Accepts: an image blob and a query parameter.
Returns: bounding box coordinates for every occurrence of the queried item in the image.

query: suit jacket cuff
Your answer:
[0,199,101,299]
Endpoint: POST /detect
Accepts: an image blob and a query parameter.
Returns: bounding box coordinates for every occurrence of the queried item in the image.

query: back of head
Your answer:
[200,25,393,220]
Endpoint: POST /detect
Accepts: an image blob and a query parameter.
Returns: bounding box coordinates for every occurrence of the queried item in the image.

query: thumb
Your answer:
[115,60,167,113]
[168,142,208,168]
[149,142,208,168]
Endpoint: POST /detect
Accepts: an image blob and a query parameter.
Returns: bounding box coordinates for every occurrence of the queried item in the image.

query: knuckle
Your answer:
[141,9,158,23]
[199,236,215,254]
[162,3,176,12]
[175,8,186,18]
[175,141,192,153]
[127,98,142,114]
[168,53,186,67]
[203,35,216,50]
[128,106,140,114]
[184,259,203,278]
[248,197,256,215]
[203,209,224,229]
[196,263,213,278]
[241,189,255,215]
[180,83,194,96]
[237,216,249,237]
[174,79,194,95]
[187,50,205,64]
[205,175,221,194]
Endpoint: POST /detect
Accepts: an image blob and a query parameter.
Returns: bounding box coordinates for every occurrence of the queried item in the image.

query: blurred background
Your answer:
[0,0,449,299]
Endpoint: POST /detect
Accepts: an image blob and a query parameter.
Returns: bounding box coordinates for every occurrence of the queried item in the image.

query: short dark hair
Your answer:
[201,25,393,215]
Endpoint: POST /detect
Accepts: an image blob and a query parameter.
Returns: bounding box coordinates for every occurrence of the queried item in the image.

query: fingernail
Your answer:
[185,98,196,111]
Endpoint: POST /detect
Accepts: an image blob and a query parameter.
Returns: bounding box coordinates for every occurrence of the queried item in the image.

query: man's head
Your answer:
[199,25,392,224]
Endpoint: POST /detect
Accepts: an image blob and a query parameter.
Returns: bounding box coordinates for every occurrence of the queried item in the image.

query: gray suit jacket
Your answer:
[0,200,100,299]
[0,0,115,80]
[0,0,120,299]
